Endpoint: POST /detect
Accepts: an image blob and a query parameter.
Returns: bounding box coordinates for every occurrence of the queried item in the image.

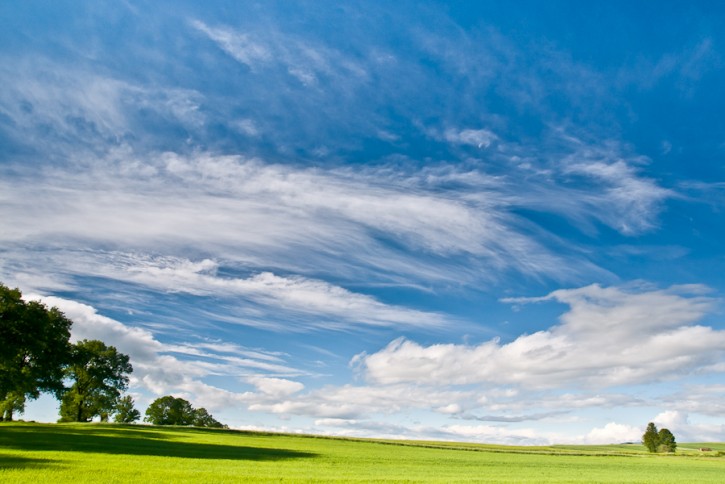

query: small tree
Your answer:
[59,340,132,422]
[145,395,225,428]
[642,422,659,453]
[114,395,141,423]
[657,428,677,453]
[192,407,225,428]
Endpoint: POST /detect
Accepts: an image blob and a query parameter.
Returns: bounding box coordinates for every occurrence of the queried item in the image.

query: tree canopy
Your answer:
[113,395,141,423]
[59,339,133,422]
[145,395,225,428]
[657,428,677,453]
[0,284,72,420]
[642,422,677,453]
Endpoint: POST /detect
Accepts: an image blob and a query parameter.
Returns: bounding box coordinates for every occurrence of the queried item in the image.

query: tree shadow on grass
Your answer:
[0,453,56,470]
[0,425,316,462]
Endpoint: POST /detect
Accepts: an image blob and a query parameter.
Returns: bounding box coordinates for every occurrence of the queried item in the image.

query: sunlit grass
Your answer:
[0,422,723,482]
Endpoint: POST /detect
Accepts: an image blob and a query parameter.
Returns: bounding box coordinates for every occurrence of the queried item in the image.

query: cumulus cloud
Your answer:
[247,377,305,398]
[652,410,725,442]
[357,284,724,388]
[584,422,642,444]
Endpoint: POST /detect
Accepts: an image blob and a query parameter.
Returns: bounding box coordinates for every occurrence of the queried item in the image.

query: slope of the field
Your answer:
[0,423,723,483]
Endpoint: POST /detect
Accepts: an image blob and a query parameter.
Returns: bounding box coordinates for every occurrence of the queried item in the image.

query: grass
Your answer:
[0,422,723,482]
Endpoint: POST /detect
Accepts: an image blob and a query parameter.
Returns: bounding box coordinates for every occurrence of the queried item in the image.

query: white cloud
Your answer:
[584,422,641,444]
[357,284,724,388]
[650,410,725,443]
[121,256,446,330]
[443,128,498,148]
[191,21,272,68]
[558,145,672,235]
[233,118,260,137]
[249,383,471,420]
[437,403,462,415]
[0,149,581,293]
[191,20,368,88]
[662,384,725,417]
[502,132,673,237]
[27,294,309,412]
[247,377,305,398]
[0,60,205,154]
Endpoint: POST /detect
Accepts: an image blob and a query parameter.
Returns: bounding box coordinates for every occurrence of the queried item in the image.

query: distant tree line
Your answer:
[642,422,677,453]
[0,283,224,428]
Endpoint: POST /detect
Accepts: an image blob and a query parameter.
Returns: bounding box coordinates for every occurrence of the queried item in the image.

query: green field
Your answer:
[1,423,723,482]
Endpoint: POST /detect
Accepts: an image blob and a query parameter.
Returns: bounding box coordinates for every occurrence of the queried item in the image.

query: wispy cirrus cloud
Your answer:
[191,19,369,89]
[0,60,205,157]
[122,256,448,330]
[31,294,309,412]
[0,149,584,288]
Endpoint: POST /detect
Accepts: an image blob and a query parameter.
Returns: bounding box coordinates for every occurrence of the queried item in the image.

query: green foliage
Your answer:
[145,396,195,426]
[642,422,677,453]
[642,422,660,453]
[58,340,132,422]
[0,391,25,421]
[192,407,226,429]
[113,395,141,423]
[658,428,677,453]
[0,283,72,420]
[144,395,225,428]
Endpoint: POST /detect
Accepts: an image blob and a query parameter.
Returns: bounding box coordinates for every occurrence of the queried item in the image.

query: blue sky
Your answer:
[2,0,725,444]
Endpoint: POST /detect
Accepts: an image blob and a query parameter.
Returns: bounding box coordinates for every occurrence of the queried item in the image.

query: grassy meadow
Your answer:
[0,422,723,483]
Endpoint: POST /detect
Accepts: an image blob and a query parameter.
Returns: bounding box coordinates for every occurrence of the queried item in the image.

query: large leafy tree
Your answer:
[113,395,141,423]
[59,339,132,422]
[145,395,225,428]
[0,284,72,420]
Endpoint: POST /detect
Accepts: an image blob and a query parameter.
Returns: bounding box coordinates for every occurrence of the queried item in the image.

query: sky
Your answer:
[1,0,725,445]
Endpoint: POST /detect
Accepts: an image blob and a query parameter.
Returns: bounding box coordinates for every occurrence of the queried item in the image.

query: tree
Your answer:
[658,428,677,453]
[0,392,25,422]
[642,422,677,454]
[145,396,195,426]
[114,395,141,423]
[58,339,132,422]
[192,407,225,429]
[145,395,225,428]
[0,284,72,420]
[642,422,659,453]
